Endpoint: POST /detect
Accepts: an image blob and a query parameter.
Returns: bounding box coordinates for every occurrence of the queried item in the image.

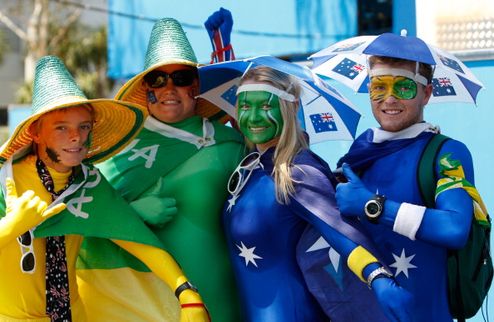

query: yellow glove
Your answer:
[113,240,210,322]
[177,283,210,322]
[0,178,66,248]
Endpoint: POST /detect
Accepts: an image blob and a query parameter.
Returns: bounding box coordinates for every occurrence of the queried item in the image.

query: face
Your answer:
[32,106,93,173]
[143,64,198,123]
[237,83,284,151]
[369,62,432,132]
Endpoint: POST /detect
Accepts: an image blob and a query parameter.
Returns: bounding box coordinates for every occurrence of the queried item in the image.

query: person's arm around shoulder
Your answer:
[112,239,210,322]
[0,178,65,249]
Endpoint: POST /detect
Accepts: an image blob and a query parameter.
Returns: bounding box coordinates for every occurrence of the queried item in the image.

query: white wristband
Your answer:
[393,202,426,240]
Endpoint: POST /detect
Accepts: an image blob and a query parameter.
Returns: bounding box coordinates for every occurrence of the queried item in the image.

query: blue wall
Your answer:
[107,0,357,79]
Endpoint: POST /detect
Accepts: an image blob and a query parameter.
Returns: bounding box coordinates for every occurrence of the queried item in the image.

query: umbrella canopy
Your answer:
[310,31,484,105]
[198,55,361,142]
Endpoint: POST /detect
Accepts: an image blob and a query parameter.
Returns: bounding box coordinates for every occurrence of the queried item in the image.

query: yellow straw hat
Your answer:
[115,17,228,123]
[0,55,148,167]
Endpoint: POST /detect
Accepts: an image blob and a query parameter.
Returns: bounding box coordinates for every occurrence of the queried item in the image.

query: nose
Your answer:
[69,129,82,142]
[247,107,263,123]
[383,94,399,104]
[164,76,176,89]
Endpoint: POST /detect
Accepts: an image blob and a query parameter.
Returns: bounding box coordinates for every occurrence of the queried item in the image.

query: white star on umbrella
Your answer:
[389,248,417,278]
[236,241,263,267]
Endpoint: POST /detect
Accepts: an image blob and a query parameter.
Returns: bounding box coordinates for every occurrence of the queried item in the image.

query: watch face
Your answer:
[367,202,380,215]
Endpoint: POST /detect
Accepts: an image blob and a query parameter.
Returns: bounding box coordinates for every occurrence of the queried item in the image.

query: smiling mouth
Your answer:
[160,99,180,105]
[63,148,83,153]
[382,109,402,115]
[249,126,268,133]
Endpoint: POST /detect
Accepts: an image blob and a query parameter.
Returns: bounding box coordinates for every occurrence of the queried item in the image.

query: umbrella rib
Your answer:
[241,62,254,79]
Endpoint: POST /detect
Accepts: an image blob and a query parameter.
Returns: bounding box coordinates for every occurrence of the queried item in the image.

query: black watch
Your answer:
[174,281,198,299]
[364,194,386,223]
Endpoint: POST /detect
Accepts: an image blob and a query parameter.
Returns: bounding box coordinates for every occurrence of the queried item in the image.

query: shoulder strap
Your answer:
[417,134,450,208]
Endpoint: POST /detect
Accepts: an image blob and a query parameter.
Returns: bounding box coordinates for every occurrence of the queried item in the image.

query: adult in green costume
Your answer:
[77,18,244,322]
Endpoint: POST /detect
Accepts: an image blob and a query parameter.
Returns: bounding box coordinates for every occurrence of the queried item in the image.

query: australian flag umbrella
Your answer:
[310,30,484,105]
[198,55,361,143]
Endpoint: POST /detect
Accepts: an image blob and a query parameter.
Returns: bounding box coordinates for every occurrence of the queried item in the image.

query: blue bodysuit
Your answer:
[339,129,477,322]
[223,148,375,322]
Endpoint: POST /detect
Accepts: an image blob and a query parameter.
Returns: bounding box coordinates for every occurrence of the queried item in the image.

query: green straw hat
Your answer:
[115,18,228,123]
[0,55,148,167]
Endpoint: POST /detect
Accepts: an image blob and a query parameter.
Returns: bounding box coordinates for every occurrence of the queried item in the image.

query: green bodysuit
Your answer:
[77,115,244,322]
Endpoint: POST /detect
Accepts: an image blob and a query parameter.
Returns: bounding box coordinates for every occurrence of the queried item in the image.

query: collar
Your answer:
[144,116,216,149]
[371,123,439,143]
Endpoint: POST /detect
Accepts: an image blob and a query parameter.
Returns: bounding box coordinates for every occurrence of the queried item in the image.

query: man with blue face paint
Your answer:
[335,36,491,321]
[223,66,414,322]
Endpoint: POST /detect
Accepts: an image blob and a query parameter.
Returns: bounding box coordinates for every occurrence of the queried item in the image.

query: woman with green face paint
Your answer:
[237,84,285,150]
[222,66,412,322]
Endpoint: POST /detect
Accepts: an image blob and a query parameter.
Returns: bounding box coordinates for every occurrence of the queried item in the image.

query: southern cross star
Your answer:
[389,248,417,278]
[236,241,263,267]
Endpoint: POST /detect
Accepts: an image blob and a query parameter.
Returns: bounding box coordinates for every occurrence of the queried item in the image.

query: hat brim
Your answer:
[0,98,148,167]
[115,61,230,124]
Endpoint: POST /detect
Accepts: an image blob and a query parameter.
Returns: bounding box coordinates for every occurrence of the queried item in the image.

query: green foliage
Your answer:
[15,22,113,103]
[52,25,114,99]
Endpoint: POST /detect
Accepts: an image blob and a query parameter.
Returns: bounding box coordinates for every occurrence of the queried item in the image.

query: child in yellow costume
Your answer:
[0,56,209,322]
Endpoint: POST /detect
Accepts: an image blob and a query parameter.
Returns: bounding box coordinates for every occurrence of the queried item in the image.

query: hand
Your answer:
[131,196,177,228]
[372,277,413,322]
[335,163,373,218]
[204,7,233,45]
[179,289,211,322]
[4,178,66,235]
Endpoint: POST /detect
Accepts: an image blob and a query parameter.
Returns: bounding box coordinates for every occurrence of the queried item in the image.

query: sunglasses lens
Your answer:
[170,70,196,87]
[144,71,168,88]
[240,152,260,167]
[18,231,32,246]
[22,252,35,272]
[228,171,241,194]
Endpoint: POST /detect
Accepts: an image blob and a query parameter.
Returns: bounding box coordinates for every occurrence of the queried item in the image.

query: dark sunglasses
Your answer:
[143,69,197,88]
[17,230,35,273]
[228,152,262,196]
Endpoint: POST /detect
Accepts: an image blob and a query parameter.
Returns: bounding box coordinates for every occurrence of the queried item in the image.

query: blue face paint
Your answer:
[147,90,158,104]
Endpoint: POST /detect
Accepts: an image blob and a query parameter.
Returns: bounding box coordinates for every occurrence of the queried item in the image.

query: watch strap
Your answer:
[175,281,198,299]
[366,266,393,289]
[365,194,386,223]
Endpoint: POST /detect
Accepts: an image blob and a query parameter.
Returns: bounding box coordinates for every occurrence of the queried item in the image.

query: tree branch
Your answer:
[48,8,82,49]
[0,9,27,40]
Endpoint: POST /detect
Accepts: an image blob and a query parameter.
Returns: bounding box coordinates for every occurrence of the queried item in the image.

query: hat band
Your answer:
[236,84,296,102]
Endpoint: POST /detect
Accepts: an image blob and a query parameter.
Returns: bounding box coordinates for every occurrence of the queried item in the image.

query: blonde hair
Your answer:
[239,66,308,204]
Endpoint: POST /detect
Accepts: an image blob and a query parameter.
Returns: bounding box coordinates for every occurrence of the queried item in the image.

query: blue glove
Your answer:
[335,163,374,218]
[372,277,413,322]
[204,7,233,46]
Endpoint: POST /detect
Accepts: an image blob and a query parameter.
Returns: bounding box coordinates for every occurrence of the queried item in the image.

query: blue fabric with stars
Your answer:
[348,134,458,322]
[223,148,378,322]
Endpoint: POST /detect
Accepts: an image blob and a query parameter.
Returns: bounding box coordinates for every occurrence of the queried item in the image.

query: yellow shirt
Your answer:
[0,155,85,321]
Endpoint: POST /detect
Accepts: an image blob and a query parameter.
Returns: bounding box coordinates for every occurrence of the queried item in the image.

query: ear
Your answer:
[29,122,40,144]
[421,83,433,106]
[190,81,200,98]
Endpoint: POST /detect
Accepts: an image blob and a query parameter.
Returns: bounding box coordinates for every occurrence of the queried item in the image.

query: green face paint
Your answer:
[237,90,284,144]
